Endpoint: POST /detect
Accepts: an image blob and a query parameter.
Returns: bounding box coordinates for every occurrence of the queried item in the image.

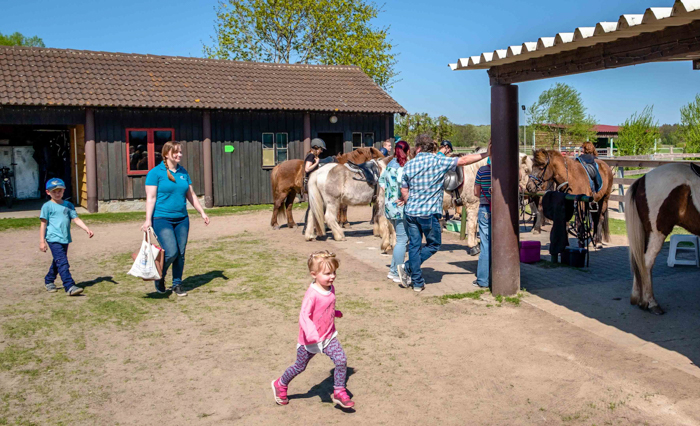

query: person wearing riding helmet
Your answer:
[438,140,453,157]
[302,138,326,233]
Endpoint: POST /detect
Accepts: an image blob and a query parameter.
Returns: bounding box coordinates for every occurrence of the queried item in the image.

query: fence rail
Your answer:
[601,157,697,210]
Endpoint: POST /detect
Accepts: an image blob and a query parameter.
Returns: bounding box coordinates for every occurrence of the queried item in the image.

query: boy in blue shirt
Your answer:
[39,178,94,295]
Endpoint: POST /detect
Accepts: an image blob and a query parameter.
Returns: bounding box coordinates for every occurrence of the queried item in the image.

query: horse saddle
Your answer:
[345,161,379,185]
[443,166,464,192]
[691,162,700,178]
[577,155,602,193]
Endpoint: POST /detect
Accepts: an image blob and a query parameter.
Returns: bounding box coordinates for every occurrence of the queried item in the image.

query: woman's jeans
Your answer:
[476,205,491,288]
[152,216,190,287]
[389,218,408,275]
[405,213,442,289]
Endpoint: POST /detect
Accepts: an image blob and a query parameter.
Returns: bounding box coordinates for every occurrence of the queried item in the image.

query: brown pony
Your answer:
[526,149,614,246]
[270,147,384,229]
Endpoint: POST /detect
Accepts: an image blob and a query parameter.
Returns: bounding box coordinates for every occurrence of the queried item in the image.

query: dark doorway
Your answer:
[317,132,343,158]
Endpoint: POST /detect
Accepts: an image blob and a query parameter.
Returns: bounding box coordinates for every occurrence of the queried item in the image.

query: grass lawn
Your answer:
[0,203,307,232]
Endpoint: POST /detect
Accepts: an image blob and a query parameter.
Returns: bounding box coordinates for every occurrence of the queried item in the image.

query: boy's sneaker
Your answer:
[172,285,187,297]
[397,264,412,288]
[45,283,57,293]
[155,278,167,294]
[413,285,425,293]
[332,388,355,409]
[387,273,401,283]
[67,285,83,296]
[271,379,289,405]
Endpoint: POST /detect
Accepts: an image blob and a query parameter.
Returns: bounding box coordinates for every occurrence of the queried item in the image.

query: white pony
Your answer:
[625,162,700,315]
[304,158,390,244]
[442,152,532,253]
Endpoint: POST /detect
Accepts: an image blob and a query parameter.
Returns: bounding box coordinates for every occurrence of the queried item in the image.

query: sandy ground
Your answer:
[1,207,700,425]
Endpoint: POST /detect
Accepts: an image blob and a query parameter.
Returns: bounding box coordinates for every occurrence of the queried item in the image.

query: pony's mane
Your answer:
[337,147,383,163]
[532,149,562,168]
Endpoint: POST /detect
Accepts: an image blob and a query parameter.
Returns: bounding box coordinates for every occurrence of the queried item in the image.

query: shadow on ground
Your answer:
[520,241,700,368]
[288,367,356,412]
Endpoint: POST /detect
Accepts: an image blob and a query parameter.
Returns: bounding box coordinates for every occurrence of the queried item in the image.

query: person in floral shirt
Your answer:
[378,140,411,284]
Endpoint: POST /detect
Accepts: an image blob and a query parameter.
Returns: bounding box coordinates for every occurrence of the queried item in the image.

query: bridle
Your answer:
[528,151,570,193]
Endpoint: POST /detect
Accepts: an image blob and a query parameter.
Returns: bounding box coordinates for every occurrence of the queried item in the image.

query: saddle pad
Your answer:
[344,161,379,185]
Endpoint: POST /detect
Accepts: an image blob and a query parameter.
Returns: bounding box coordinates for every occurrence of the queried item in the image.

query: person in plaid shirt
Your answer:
[396,135,490,292]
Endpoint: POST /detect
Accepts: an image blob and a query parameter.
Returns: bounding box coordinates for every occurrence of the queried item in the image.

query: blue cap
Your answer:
[46,178,66,191]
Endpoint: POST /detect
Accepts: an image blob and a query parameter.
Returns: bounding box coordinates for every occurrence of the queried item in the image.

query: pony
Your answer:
[526,149,614,246]
[334,147,385,227]
[269,147,384,229]
[441,152,532,254]
[625,162,700,315]
[304,157,390,243]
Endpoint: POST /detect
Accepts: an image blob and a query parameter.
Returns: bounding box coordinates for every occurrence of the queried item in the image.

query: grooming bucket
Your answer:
[563,247,588,268]
[445,220,461,233]
[519,240,541,263]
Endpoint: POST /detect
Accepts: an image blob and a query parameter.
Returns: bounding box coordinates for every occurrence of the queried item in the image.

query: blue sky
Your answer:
[2,0,698,125]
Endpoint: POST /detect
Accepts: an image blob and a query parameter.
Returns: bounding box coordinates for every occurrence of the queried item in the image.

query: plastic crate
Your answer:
[519,240,541,263]
[445,220,461,233]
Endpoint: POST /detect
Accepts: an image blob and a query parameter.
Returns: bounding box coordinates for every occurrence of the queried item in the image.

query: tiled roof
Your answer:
[593,125,619,134]
[449,0,700,70]
[0,46,406,114]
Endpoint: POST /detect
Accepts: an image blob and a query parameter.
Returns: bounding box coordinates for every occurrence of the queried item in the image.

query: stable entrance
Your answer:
[0,125,85,210]
[317,132,344,158]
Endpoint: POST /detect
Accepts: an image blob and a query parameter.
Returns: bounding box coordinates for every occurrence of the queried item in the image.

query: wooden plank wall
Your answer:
[211,110,304,206]
[309,112,386,152]
[68,125,87,208]
[94,109,203,201]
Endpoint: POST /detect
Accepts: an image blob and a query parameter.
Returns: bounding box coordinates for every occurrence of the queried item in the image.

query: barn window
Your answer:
[363,132,375,147]
[126,128,175,176]
[262,132,289,167]
[352,132,363,149]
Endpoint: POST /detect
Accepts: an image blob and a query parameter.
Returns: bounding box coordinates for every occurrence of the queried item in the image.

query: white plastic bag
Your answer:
[128,229,162,281]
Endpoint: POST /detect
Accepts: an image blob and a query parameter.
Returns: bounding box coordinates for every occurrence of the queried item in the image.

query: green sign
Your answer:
[224,145,235,153]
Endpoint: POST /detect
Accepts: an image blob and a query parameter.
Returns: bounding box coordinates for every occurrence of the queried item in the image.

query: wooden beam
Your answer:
[489,20,700,85]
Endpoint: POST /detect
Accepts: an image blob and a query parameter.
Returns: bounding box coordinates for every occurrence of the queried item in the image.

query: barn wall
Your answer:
[0,106,84,125]
[94,108,204,201]
[309,112,387,152]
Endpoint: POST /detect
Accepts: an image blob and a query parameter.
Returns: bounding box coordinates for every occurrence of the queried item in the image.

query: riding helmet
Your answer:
[440,140,453,151]
[311,138,327,150]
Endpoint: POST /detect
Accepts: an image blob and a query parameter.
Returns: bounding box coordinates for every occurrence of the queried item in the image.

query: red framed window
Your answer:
[126,128,175,176]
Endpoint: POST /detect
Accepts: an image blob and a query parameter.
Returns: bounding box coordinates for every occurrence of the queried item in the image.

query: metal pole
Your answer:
[202,111,213,208]
[617,167,625,213]
[85,108,98,213]
[490,84,520,296]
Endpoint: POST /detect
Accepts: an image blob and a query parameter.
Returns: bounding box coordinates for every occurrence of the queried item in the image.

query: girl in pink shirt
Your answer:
[271,250,354,409]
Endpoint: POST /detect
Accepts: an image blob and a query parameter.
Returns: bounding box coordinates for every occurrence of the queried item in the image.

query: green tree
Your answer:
[204,0,398,90]
[527,83,596,146]
[394,113,453,144]
[680,94,700,153]
[616,106,660,156]
[659,124,681,147]
[0,31,45,47]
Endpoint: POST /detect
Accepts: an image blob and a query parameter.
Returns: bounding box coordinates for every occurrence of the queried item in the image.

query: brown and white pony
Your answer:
[304,157,390,244]
[269,147,383,229]
[625,163,700,315]
[526,149,614,246]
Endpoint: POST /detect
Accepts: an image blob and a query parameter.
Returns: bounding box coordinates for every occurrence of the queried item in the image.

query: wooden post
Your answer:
[617,167,625,213]
[385,114,394,148]
[202,111,213,208]
[303,112,311,153]
[490,84,520,296]
[85,108,98,213]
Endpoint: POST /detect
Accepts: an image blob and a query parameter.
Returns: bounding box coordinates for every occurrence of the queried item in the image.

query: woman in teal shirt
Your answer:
[141,141,209,296]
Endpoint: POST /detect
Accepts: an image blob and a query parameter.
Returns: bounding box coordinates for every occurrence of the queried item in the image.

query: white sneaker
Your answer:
[387,273,401,283]
[397,264,411,288]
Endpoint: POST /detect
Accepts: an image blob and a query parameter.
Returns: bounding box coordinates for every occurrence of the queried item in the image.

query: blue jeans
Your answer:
[476,205,491,287]
[152,216,190,287]
[405,214,442,288]
[46,242,75,291]
[389,218,408,275]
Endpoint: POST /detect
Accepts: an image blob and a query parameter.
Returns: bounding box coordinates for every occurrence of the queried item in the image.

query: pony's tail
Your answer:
[304,171,325,240]
[625,178,647,304]
[270,164,280,196]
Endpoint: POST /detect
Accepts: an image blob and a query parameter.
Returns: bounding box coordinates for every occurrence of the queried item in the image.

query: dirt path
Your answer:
[1,207,699,425]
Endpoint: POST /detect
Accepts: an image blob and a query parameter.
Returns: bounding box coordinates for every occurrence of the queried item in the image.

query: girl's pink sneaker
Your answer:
[271,379,289,405]
[332,388,355,408]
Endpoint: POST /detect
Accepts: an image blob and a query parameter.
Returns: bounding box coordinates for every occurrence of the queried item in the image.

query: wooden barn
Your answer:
[0,46,406,212]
